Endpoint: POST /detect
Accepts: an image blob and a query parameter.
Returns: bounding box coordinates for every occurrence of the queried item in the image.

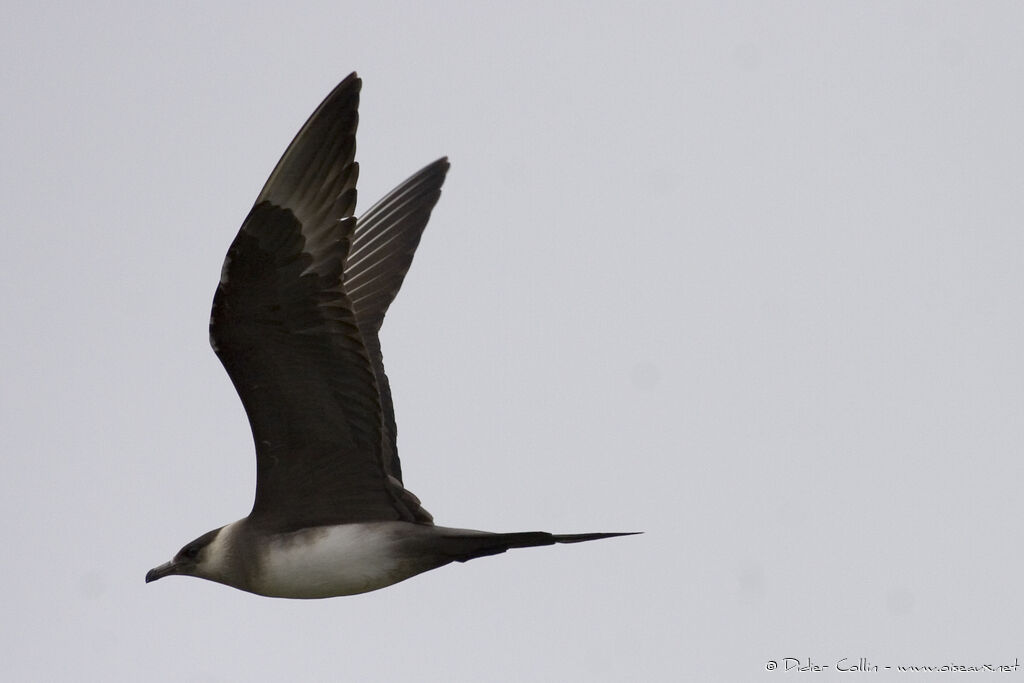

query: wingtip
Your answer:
[413,157,451,184]
[432,157,451,184]
[332,71,362,95]
[431,156,451,173]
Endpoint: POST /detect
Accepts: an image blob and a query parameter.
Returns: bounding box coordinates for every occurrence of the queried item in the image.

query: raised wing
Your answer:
[209,74,425,530]
[347,158,449,483]
[348,158,450,335]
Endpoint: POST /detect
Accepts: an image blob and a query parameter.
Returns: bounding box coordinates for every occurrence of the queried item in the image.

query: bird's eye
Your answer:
[183,545,199,559]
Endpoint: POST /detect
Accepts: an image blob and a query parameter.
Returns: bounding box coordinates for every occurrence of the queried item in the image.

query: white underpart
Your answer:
[254,522,415,598]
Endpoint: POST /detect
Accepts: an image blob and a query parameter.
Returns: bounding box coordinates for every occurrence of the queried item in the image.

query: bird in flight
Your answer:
[146,73,637,598]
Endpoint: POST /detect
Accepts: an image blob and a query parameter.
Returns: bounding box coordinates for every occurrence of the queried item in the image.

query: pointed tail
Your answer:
[438,530,641,563]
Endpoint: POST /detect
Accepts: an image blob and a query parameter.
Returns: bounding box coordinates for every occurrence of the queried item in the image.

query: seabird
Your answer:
[146,73,637,598]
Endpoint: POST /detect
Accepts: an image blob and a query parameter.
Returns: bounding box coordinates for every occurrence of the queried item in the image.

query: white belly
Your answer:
[253,522,421,598]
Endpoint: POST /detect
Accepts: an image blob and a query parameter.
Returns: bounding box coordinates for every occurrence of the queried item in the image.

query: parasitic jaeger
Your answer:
[146,73,638,598]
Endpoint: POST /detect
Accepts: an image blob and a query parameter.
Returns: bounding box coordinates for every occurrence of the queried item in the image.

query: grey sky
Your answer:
[2,1,1023,681]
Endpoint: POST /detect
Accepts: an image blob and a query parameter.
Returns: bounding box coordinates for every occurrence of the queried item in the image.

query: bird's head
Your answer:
[146,527,226,584]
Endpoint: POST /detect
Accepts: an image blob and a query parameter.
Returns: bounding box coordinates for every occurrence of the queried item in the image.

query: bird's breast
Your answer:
[251,521,426,598]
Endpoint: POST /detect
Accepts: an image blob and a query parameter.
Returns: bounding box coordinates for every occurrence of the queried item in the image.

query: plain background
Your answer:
[3,2,1023,681]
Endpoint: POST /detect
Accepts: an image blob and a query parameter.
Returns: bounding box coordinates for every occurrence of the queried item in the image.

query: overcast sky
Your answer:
[3,1,1023,681]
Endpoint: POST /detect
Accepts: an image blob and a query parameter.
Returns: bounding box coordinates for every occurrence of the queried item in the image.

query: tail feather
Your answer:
[440,530,641,563]
[551,532,641,544]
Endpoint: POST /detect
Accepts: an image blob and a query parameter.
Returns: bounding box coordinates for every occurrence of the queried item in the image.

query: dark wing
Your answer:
[347,158,449,484]
[209,74,424,531]
[348,158,450,335]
